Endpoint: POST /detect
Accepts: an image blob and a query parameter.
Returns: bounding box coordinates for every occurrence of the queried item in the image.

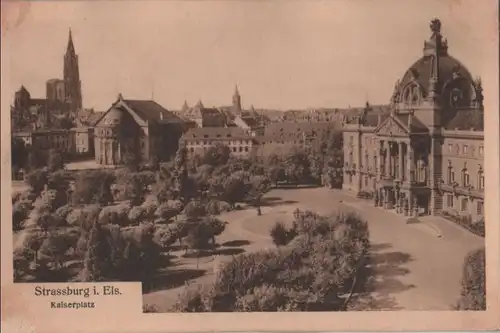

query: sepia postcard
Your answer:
[1,0,499,332]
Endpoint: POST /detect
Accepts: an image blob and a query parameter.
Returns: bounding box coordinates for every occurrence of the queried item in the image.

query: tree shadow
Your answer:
[181,247,245,259]
[143,269,206,293]
[260,197,299,207]
[222,240,251,247]
[348,243,415,311]
[215,248,245,256]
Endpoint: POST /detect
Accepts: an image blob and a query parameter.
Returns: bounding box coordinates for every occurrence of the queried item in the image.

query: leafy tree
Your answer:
[456,248,486,310]
[11,136,27,170]
[247,175,271,215]
[47,149,64,172]
[221,176,247,208]
[66,204,102,231]
[12,200,33,231]
[128,206,146,225]
[154,202,180,224]
[270,221,293,247]
[80,222,109,282]
[71,170,115,205]
[25,169,48,196]
[202,144,231,167]
[153,224,178,250]
[38,232,73,269]
[122,150,140,172]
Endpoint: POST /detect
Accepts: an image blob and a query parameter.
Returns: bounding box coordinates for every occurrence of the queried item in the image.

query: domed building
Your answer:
[342,19,484,222]
[93,94,193,166]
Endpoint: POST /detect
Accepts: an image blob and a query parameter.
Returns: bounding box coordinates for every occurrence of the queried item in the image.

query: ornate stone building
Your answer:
[342,19,484,221]
[11,29,83,131]
[93,94,190,166]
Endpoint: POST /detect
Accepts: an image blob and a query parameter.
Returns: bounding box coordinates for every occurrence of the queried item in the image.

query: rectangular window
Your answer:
[463,145,468,154]
[479,173,485,190]
[446,194,454,208]
[461,198,468,212]
[479,146,484,156]
[239,147,243,152]
[244,147,249,152]
[477,201,484,216]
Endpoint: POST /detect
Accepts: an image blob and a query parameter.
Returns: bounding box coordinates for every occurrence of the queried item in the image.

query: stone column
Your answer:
[385,141,390,178]
[407,144,414,183]
[398,142,404,181]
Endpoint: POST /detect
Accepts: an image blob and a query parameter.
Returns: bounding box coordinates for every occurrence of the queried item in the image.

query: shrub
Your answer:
[456,248,486,310]
[270,221,293,247]
[171,210,370,312]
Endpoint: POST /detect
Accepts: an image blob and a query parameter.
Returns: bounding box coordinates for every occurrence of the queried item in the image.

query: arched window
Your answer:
[447,161,455,184]
[478,166,485,190]
[417,159,426,183]
[462,164,470,187]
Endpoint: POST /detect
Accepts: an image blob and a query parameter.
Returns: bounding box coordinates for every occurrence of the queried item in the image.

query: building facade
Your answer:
[180,127,257,158]
[93,94,189,166]
[342,19,484,221]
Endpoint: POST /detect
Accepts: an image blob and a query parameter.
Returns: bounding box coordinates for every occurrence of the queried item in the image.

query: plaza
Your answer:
[143,186,484,312]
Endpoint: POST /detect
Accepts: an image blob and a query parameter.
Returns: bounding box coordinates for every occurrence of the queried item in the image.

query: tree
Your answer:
[80,223,109,282]
[128,206,146,225]
[154,202,181,224]
[12,200,33,231]
[122,150,140,172]
[25,169,48,196]
[247,175,271,215]
[270,221,293,247]
[221,176,247,208]
[47,149,64,172]
[11,136,27,170]
[38,232,73,270]
[71,170,115,205]
[202,144,231,167]
[457,248,486,310]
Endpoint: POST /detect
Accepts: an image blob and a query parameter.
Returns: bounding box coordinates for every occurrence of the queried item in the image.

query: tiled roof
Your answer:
[395,114,429,132]
[181,127,252,141]
[445,110,484,131]
[123,99,185,124]
[263,121,338,141]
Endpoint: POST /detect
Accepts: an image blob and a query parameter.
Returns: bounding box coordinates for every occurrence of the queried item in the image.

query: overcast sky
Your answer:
[1,0,496,112]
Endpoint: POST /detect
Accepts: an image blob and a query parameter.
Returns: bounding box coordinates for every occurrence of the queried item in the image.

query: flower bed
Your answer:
[441,210,485,237]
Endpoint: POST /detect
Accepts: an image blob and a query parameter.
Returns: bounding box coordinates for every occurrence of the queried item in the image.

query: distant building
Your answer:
[13,129,76,155]
[11,29,83,131]
[180,127,256,158]
[93,94,191,166]
[342,19,484,220]
[256,121,340,157]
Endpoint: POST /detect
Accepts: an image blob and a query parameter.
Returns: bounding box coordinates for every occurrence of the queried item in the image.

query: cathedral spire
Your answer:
[66,28,75,56]
[232,84,242,112]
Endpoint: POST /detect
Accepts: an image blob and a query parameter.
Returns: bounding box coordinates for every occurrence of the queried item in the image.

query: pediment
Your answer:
[374,116,409,137]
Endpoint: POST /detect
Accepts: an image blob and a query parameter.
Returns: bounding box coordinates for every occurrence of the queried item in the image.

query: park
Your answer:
[142,186,485,312]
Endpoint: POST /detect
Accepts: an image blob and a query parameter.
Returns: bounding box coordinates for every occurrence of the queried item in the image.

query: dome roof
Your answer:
[391,19,481,110]
[398,55,474,97]
[100,107,124,127]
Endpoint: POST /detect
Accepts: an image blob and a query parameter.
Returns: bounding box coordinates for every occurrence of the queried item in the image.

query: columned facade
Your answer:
[342,19,484,222]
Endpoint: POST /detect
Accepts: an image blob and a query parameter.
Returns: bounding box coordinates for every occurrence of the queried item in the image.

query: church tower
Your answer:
[232,84,242,113]
[64,29,82,113]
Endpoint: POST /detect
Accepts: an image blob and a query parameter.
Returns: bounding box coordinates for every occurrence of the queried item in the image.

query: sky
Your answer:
[1,0,497,112]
